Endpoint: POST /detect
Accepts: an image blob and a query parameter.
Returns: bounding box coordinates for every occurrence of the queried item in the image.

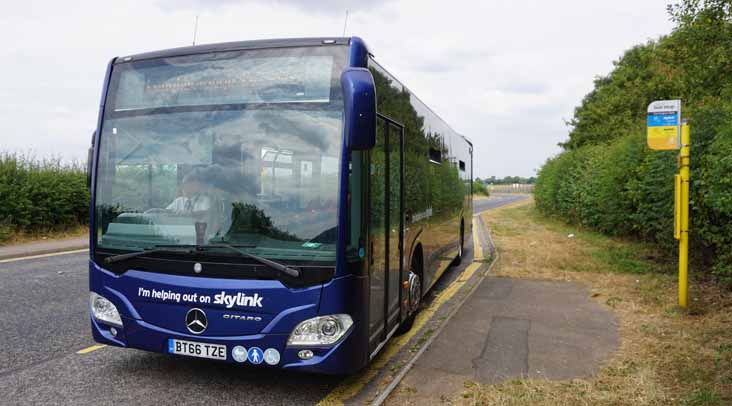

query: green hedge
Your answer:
[535,128,732,277]
[535,130,731,274]
[535,0,732,282]
[535,135,676,247]
[0,153,89,240]
[472,180,489,196]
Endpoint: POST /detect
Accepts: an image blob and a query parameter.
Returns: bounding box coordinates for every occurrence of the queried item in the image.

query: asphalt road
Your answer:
[473,193,528,213]
[0,194,529,406]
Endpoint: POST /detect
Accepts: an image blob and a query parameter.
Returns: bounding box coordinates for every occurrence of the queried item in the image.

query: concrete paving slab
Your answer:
[414,300,492,375]
[388,277,619,405]
[0,236,88,260]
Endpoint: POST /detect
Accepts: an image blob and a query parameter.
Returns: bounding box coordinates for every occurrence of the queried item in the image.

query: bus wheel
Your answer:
[397,266,421,334]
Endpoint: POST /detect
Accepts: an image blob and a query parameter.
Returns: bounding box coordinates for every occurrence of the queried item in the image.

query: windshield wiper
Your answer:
[103,246,194,264]
[102,243,300,278]
[102,244,252,264]
[218,244,301,278]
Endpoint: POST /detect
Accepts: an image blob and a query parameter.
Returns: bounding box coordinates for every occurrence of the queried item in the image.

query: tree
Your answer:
[535,0,732,282]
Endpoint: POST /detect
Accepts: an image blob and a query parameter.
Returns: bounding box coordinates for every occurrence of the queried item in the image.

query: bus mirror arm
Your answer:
[341,68,376,151]
[87,131,96,188]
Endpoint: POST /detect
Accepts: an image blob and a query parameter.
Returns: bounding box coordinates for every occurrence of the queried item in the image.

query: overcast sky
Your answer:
[0,0,674,178]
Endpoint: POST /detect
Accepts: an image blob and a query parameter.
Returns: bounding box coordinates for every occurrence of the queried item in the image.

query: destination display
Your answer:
[113,54,334,111]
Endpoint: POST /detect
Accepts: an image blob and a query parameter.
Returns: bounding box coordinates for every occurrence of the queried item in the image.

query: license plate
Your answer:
[168,339,227,361]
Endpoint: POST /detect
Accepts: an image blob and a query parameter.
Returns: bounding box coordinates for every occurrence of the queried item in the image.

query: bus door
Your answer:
[368,114,404,356]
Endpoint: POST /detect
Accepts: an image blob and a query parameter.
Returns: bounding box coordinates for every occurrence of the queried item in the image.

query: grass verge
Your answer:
[458,198,732,405]
[0,224,88,246]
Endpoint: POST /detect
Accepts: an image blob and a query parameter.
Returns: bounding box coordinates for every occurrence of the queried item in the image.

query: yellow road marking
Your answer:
[473,217,484,261]
[317,227,484,406]
[0,248,88,264]
[76,344,107,355]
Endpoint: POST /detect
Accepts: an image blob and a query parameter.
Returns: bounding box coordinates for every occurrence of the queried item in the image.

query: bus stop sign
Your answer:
[647,100,681,150]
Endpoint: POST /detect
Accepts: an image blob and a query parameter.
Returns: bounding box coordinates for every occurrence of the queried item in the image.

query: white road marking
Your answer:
[0,249,88,264]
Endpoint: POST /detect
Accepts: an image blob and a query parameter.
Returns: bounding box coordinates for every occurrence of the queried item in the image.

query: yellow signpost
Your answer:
[647,100,690,308]
[676,123,690,308]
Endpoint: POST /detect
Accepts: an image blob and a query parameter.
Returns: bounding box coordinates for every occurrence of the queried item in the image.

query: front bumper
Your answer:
[88,259,369,375]
[91,315,361,374]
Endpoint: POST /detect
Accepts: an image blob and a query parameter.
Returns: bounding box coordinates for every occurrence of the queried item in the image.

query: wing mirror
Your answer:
[341,68,376,150]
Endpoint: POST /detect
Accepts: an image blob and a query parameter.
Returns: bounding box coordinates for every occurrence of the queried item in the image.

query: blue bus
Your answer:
[88,37,473,374]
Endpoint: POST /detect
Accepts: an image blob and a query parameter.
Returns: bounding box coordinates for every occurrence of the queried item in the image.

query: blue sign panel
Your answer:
[647,112,679,127]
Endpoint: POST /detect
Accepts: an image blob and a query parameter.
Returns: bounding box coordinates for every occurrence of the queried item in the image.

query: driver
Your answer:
[166,170,212,215]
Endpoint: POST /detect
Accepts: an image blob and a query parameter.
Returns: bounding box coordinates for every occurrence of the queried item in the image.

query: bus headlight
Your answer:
[90,292,123,327]
[287,314,353,346]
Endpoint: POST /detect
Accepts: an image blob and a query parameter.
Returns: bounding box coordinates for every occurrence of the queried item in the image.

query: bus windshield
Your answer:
[94,46,347,261]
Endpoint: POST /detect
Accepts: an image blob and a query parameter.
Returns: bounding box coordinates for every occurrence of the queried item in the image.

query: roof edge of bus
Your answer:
[367,56,468,144]
[115,37,353,63]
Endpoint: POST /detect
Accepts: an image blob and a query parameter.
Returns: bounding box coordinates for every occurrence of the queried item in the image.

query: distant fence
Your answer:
[487,184,534,194]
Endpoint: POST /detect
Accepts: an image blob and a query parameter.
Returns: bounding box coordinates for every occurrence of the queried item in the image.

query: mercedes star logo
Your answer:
[185,308,208,334]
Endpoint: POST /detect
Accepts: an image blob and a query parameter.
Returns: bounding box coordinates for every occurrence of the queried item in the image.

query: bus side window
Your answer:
[428,147,441,164]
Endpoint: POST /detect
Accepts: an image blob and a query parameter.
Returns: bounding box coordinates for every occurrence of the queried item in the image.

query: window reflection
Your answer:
[95,46,347,260]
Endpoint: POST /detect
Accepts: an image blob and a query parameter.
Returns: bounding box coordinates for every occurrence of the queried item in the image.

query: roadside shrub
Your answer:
[536,1,732,283]
[536,123,732,281]
[536,135,650,235]
[627,149,677,249]
[0,220,12,243]
[554,149,585,222]
[472,180,489,196]
[576,135,647,235]
[572,144,606,228]
[535,149,586,221]
[0,153,89,236]
[697,123,732,281]
[533,156,559,214]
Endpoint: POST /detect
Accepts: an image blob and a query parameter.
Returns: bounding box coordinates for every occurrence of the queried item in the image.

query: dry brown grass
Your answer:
[1,224,88,246]
[456,198,732,406]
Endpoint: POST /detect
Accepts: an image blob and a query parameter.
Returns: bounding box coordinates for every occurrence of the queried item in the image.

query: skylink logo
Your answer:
[213,291,264,308]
